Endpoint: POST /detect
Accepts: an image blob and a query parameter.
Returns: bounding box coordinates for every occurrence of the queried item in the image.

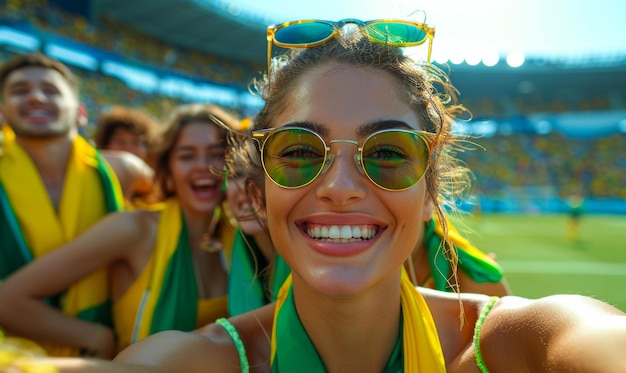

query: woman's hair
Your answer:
[229,32,476,284]
[93,105,159,154]
[153,103,237,200]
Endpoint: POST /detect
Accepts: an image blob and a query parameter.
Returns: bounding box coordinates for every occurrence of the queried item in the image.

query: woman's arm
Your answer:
[480,294,626,372]
[1,329,233,373]
[114,329,242,373]
[0,211,152,358]
[542,295,626,372]
[116,305,276,373]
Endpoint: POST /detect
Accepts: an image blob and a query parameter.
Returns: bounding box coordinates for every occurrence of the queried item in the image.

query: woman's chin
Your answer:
[299,267,377,298]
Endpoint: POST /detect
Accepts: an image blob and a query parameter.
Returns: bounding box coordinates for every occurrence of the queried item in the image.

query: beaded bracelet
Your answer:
[216,318,249,373]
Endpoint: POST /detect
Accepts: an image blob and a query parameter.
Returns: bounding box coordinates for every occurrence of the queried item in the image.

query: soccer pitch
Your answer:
[459,213,626,311]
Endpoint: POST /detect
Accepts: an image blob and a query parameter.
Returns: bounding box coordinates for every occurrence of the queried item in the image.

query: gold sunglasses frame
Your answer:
[266,18,435,76]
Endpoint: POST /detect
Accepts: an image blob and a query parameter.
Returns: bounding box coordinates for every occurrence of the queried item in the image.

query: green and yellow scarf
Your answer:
[270,270,446,372]
[424,215,504,291]
[119,199,228,349]
[0,130,123,356]
[125,199,199,343]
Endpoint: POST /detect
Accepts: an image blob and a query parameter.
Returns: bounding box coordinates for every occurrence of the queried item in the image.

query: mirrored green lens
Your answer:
[262,128,327,188]
[364,22,427,45]
[361,130,429,190]
[274,22,335,45]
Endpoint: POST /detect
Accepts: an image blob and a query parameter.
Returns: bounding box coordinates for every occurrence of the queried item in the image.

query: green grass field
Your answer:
[458,213,626,311]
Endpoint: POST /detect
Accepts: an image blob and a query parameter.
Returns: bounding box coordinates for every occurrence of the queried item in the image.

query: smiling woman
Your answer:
[0,103,239,358]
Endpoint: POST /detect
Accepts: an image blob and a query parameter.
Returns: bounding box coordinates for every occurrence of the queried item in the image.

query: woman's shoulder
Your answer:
[420,286,494,321]
[419,287,493,366]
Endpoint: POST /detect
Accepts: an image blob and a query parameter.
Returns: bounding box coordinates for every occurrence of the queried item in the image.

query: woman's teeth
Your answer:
[306,224,377,242]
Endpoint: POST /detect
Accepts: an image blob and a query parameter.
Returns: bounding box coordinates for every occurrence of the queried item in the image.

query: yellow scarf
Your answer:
[432,214,498,265]
[270,269,446,372]
[0,130,123,356]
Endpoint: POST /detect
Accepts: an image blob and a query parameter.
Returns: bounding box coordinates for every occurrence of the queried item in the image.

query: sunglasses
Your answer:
[267,19,435,75]
[252,127,432,191]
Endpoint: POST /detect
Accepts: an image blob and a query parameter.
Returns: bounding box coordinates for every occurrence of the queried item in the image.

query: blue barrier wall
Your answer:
[473,197,626,215]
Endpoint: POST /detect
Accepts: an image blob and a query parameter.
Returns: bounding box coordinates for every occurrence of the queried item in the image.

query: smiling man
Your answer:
[0,52,123,356]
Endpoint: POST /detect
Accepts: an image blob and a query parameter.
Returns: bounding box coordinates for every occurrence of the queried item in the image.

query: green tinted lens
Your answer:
[262,128,327,188]
[364,22,427,45]
[274,22,335,45]
[360,130,429,190]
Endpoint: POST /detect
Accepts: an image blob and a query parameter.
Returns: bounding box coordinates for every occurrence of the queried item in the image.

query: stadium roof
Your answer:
[91,0,267,65]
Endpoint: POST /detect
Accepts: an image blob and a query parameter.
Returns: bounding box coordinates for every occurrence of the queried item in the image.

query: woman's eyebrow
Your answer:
[357,120,413,138]
[279,121,329,137]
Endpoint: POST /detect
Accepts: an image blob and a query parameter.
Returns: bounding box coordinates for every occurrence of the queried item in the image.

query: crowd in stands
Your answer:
[459,131,626,200]
[462,93,617,118]
[2,0,259,88]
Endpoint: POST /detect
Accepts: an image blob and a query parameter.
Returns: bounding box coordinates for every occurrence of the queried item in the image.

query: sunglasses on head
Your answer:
[266,19,435,76]
[252,127,432,191]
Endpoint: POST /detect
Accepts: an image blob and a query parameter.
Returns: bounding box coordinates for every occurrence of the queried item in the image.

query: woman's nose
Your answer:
[314,147,367,204]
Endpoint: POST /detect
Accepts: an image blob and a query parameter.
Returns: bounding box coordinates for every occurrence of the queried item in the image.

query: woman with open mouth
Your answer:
[0,103,237,358]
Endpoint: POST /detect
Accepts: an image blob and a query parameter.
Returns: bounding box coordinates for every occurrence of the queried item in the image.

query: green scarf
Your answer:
[227,228,290,316]
[149,215,199,334]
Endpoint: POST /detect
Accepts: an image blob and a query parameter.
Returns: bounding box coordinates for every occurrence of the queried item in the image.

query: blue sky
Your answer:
[213,0,626,61]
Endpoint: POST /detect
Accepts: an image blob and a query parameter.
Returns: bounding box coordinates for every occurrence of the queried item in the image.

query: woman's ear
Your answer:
[421,195,435,222]
[77,103,88,127]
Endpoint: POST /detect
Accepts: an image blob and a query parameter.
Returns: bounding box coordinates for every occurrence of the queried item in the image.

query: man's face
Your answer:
[0,66,79,139]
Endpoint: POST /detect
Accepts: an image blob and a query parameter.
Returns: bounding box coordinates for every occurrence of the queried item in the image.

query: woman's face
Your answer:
[226,175,265,236]
[168,122,225,216]
[107,127,149,161]
[264,63,434,297]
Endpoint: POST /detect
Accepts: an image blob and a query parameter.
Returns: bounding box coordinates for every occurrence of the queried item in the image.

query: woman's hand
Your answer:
[82,325,117,360]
